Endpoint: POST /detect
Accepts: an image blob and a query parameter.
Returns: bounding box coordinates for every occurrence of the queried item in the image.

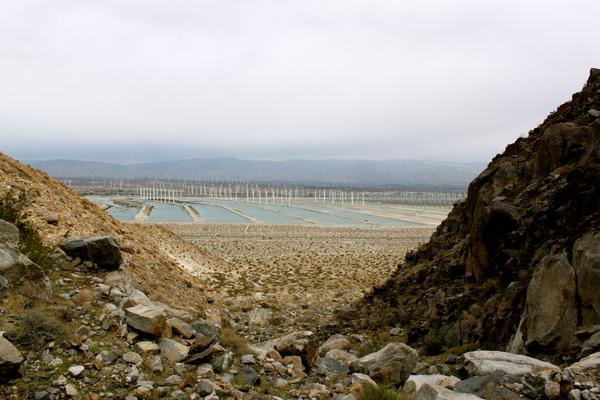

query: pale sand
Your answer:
[163,223,435,341]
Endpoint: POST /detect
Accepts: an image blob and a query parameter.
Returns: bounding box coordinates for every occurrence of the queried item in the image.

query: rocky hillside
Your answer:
[0,152,227,311]
[348,68,600,358]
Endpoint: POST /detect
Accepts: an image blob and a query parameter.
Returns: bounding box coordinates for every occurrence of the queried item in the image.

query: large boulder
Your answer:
[518,252,578,352]
[0,219,19,247]
[462,351,559,378]
[125,304,167,336]
[0,336,23,382]
[573,232,600,325]
[359,342,418,385]
[59,236,122,270]
[403,374,461,394]
[0,244,51,297]
[416,383,483,400]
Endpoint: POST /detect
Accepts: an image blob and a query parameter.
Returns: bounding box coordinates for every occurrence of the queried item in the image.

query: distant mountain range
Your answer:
[26,157,487,188]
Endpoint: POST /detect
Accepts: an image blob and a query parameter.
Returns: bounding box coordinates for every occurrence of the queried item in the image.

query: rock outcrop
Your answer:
[348,68,600,357]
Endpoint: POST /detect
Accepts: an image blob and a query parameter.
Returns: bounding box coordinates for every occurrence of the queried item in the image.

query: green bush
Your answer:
[356,385,405,400]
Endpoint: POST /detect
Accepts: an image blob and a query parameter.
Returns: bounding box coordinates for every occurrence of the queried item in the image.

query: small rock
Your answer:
[167,318,195,338]
[404,375,461,394]
[123,351,143,365]
[319,334,351,355]
[196,379,215,396]
[309,383,330,399]
[588,109,600,118]
[64,383,78,397]
[196,363,215,379]
[165,374,184,386]
[68,365,85,377]
[135,341,159,353]
[570,389,582,400]
[241,354,256,364]
[235,365,261,387]
[545,381,561,399]
[159,338,190,363]
[148,355,163,373]
[389,327,403,336]
[125,304,167,336]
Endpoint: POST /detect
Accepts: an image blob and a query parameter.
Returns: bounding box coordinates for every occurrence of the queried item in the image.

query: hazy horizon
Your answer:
[2,1,600,164]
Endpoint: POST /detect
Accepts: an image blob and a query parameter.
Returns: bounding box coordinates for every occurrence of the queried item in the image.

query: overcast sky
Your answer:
[1,1,599,163]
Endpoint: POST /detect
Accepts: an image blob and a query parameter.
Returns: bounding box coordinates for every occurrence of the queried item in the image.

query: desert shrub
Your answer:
[356,385,405,400]
[218,322,254,355]
[0,191,26,223]
[7,307,66,347]
[423,337,444,356]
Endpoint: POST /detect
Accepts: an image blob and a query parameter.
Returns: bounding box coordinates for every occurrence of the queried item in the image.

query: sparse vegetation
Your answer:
[0,190,55,272]
[356,385,405,400]
[218,322,255,355]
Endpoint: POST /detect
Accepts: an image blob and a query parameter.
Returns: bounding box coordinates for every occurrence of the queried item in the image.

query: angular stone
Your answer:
[196,379,214,396]
[122,351,142,365]
[123,289,151,309]
[565,352,600,386]
[59,236,122,270]
[0,219,19,247]
[326,348,359,366]
[274,331,318,367]
[159,339,189,363]
[319,334,351,355]
[68,365,85,377]
[463,351,559,378]
[235,365,261,386]
[351,372,378,389]
[416,383,483,400]
[135,341,159,353]
[185,344,225,365]
[359,342,418,385]
[125,303,167,336]
[167,318,195,338]
[0,336,23,382]
[403,374,461,394]
[316,356,349,377]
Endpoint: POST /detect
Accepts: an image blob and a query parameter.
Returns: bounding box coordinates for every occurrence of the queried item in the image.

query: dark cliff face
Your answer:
[349,69,600,356]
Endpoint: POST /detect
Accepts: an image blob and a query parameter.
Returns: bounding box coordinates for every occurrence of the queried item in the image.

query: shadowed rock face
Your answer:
[348,69,600,355]
[59,236,123,270]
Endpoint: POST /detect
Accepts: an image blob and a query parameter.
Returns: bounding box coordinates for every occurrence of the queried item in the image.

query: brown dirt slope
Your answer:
[345,69,600,355]
[0,152,219,311]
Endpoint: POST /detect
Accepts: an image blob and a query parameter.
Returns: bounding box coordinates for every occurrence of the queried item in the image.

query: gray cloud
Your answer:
[1,0,599,163]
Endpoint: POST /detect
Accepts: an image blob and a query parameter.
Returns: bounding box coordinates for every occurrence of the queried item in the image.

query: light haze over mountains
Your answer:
[28,158,486,188]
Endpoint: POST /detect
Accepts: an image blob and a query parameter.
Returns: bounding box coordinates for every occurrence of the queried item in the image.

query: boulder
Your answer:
[573,232,600,325]
[59,236,122,270]
[521,252,577,352]
[359,342,418,385]
[0,245,51,297]
[462,351,559,378]
[403,374,461,394]
[167,318,195,338]
[274,331,318,368]
[0,336,23,382]
[315,356,349,378]
[0,219,19,247]
[159,339,190,363]
[454,373,519,400]
[123,289,151,308]
[564,352,600,386]
[125,304,167,336]
[319,334,351,355]
[416,383,483,400]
